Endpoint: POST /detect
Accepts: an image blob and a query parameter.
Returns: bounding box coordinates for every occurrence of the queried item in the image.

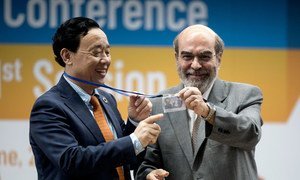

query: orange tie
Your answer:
[90,95,125,180]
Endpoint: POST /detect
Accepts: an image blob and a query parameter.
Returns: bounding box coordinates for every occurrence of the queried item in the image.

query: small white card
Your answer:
[162,95,186,113]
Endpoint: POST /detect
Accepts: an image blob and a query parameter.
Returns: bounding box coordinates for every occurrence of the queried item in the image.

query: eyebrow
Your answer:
[180,51,193,55]
[180,50,213,55]
[199,50,214,55]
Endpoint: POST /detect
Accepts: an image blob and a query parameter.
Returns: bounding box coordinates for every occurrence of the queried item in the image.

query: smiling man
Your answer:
[29,17,163,180]
[136,25,263,180]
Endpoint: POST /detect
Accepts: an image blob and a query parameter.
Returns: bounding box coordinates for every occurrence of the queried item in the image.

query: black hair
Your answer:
[52,17,100,67]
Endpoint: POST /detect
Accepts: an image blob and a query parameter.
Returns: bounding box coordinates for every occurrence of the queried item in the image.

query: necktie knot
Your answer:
[90,95,100,110]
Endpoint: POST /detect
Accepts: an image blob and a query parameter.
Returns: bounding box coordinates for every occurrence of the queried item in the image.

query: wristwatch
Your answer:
[203,102,216,124]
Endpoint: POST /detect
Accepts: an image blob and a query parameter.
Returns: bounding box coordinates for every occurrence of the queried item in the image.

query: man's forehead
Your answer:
[178,31,215,53]
[80,29,109,49]
[178,25,215,44]
[178,34,215,52]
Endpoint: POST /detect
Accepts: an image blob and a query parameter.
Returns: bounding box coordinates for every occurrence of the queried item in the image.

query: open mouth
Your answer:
[96,69,107,76]
[187,72,208,79]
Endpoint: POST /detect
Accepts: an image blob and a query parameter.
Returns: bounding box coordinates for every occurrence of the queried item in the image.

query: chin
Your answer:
[93,78,104,84]
[98,80,105,84]
[188,75,207,82]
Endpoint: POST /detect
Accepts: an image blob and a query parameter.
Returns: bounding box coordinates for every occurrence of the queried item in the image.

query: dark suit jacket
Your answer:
[136,79,263,180]
[30,76,138,180]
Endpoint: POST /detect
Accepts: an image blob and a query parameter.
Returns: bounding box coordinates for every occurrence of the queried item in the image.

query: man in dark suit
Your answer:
[136,25,263,180]
[30,17,162,180]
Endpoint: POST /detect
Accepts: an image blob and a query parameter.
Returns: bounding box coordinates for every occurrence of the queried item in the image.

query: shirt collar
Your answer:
[63,75,99,104]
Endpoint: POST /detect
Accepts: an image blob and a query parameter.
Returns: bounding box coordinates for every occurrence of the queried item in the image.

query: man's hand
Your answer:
[128,95,152,121]
[146,169,169,180]
[176,87,209,117]
[134,114,163,147]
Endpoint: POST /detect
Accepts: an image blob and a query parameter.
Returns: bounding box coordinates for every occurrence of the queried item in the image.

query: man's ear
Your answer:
[60,48,72,65]
[175,52,178,61]
[216,53,222,68]
[217,52,222,62]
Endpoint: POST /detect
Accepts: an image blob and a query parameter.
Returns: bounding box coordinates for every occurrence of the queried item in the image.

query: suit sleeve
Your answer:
[208,85,263,150]
[30,94,137,176]
[135,97,165,179]
[135,143,163,179]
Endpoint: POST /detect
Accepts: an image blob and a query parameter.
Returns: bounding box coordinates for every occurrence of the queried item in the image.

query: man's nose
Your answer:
[100,54,110,63]
[191,57,202,69]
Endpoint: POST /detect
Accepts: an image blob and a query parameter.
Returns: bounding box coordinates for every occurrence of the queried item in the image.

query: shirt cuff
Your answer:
[130,133,144,155]
[128,118,139,126]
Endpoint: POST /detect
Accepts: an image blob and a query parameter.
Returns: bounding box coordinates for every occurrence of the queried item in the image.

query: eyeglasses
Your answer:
[79,50,110,59]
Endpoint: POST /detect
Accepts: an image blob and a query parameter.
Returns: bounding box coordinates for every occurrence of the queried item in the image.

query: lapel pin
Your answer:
[102,97,108,103]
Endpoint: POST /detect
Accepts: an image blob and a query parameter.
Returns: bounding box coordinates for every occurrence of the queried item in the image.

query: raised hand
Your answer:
[128,95,152,121]
[134,114,163,147]
[176,87,209,117]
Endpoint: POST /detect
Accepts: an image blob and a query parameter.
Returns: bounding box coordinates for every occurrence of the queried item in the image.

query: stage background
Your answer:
[0,0,299,179]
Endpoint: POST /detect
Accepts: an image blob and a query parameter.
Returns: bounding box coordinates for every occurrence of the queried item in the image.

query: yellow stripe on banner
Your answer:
[220,49,290,122]
[287,50,300,120]
[0,45,61,119]
[0,45,299,122]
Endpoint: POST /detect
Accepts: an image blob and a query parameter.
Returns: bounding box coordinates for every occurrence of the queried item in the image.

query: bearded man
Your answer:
[136,25,263,180]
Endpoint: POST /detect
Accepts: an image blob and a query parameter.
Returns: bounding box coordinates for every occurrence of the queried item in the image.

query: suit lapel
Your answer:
[162,83,194,169]
[193,79,229,167]
[162,81,230,169]
[58,77,105,143]
[207,79,228,109]
[167,109,194,169]
[97,92,123,138]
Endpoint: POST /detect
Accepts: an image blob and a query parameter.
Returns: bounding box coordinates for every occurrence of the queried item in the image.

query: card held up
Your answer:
[162,95,186,113]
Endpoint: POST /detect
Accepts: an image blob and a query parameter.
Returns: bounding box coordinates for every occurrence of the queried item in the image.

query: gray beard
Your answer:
[177,65,216,94]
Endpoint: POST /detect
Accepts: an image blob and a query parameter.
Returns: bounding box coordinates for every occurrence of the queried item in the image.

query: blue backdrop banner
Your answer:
[0,0,293,48]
